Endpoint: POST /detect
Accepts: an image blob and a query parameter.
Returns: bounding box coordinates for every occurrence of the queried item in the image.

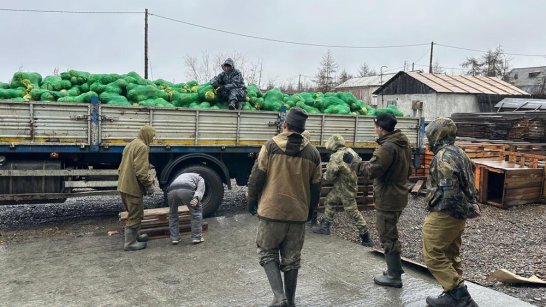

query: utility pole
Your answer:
[258,61,263,89]
[144,8,149,79]
[404,61,407,71]
[298,74,302,91]
[429,41,434,73]
[412,62,415,71]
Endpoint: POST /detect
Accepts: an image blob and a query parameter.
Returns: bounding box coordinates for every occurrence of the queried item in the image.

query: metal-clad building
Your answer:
[507,66,546,94]
[495,98,546,112]
[373,71,530,120]
[335,73,396,104]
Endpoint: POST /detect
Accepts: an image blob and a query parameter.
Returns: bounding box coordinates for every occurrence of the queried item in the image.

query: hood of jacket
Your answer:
[138,125,156,146]
[325,134,346,152]
[377,129,409,149]
[272,132,309,156]
[425,117,457,153]
[222,58,236,71]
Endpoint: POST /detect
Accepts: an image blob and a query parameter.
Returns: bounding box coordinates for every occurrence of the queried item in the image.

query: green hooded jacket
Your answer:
[117,125,156,197]
[352,129,412,211]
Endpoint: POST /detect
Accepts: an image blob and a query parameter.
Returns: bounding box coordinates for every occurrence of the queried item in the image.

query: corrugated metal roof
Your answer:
[495,98,546,110]
[336,73,397,89]
[376,71,529,95]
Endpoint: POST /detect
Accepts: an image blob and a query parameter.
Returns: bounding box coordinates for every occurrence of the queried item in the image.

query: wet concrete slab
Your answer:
[0,214,533,306]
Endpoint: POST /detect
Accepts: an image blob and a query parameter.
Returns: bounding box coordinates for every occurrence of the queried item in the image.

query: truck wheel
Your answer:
[174,165,224,218]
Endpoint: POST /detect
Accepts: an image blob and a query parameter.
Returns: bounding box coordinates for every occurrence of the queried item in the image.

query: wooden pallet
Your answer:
[318,163,374,211]
[119,206,208,239]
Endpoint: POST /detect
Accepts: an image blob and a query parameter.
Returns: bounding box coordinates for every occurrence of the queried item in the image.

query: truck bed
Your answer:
[0,100,421,151]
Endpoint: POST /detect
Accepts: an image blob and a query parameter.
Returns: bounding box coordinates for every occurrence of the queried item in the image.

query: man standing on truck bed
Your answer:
[167,172,205,245]
[312,134,374,247]
[117,125,156,251]
[210,58,247,110]
[247,107,322,307]
[343,113,412,288]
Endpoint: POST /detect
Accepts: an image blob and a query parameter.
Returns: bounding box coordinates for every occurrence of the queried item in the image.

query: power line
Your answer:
[436,43,546,58]
[149,13,429,49]
[0,8,142,14]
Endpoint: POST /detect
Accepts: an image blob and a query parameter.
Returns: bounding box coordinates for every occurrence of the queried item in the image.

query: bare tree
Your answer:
[184,51,262,84]
[338,69,353,84]
[461,57,482,76]
[314,50,339,92]
[432,61,444,74]
[358,63,377,77]
[459,46,511,79]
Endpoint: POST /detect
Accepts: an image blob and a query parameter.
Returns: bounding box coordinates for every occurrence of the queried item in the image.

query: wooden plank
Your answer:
[65,180,118,188]
[0,169,119,177]
[411,180,425,195]
[119,206,189,220]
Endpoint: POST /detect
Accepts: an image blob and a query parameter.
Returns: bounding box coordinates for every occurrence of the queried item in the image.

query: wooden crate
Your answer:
[318,163,374,211]
[474,155,545,208]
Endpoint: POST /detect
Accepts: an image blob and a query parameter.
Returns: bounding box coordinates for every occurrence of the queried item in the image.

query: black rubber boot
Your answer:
[124,228,147,251]
[359,232,374,247]
[263,262,287,307]
[284,270,298,307]
[136,228,149,242]
[228,100,237,110]
[306,211,318,226]
[236,101,243,110]
[374,253,403,288]
[426,285,478,307]
[311,220,330,235]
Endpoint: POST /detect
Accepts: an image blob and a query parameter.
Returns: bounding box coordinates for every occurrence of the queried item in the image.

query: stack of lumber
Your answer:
[119,206,208,239]
[457,142,506,159]
[318,163,374,212]
[451,112,546,142]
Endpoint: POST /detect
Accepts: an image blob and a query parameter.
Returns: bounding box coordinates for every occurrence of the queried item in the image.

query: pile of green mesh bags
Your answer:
[0,70,404,116]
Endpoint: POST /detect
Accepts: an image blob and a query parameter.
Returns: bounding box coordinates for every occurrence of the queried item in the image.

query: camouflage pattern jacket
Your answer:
[323,135,361,199]
[210,58,247,92]
[425,117,478,219]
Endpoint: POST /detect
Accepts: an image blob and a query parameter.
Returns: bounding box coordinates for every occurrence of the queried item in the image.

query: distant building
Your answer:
[507,66,546,95]
[335,73,396,105]
[373,71,530,120]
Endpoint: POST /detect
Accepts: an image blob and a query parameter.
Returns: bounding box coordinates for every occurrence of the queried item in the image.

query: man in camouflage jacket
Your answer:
[210,58,247,110]
[422,117,480,307]
[312,134,373,246]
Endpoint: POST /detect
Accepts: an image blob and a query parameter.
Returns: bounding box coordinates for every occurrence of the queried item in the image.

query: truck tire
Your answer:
[173,165,224,218]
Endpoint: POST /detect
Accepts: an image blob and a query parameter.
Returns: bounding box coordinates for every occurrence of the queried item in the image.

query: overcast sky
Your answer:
[1,0,545,86]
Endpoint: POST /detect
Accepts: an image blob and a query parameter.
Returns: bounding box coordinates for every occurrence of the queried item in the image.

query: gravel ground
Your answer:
[327,196,546,306]
[0,183,544,305]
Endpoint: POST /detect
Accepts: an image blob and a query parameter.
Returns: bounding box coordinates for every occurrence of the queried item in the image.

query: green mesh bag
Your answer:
[262,88,284,111]
[0,82,10,89]
[89,74,121,85]
[41,76,72,91]
[99,92,130,105]
[246,84,262,98]
[60,70,91,86]
[10,72,42,88]
[295,101,320,114]
[57,91,98,103]
[0,88,25,99]
[127,85,168,102]
[375,105,404,117]
[139,98,173,108]
[172,92,199,107]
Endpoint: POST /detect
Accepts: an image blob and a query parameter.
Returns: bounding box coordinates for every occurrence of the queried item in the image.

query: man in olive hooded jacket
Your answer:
[117,125,156,251]
[344,113,412,288]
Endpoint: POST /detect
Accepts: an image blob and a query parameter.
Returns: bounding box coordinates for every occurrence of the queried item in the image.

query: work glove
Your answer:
[216,85,225,92]
[247,199,258,215]
[342,152,354,164]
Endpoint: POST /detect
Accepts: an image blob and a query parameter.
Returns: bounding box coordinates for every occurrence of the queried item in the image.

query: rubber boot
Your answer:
[263,262,287,307]
[124,228,147,251]
[236,100,243,110]
[359,232,374,247]
[311,220,330,235]
[136,228,149,242]
[374,253,403,288]
[228,100,237,110]
[283,270,298,307]
[426,285,478,307]
[306,211,318,226]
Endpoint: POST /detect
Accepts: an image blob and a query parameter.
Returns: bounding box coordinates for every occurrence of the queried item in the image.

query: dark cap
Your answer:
[374,113,397,132]
[285,107,308,130]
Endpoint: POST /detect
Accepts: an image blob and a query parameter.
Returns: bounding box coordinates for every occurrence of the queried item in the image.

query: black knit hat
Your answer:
[285,107,308,130]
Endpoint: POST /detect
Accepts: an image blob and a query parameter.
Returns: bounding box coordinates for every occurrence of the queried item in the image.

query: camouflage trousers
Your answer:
[120,192,144,229]
[218,88,246,104]
[422,211,466,291]
[256,219,305,272]
[323,192,368,235]
[376,210,402,255]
